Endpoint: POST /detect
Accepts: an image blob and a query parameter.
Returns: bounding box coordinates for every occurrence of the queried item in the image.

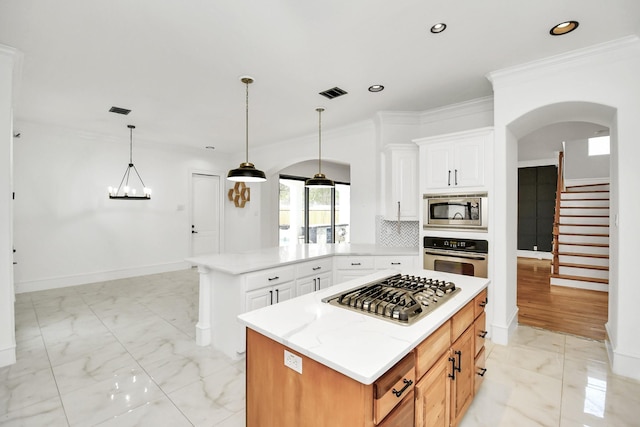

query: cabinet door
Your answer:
[245,288,272,312]
[453,138,484,188]
[424,143,453,189]
[316,272,332,290]
[296,277,316,297]
[274,282,294,303]
[450,327,475,427]
[415,353,451,427]
[385,146,419,220]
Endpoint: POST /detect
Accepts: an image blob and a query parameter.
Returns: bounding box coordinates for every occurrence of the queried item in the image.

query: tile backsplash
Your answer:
[376,215,420,247]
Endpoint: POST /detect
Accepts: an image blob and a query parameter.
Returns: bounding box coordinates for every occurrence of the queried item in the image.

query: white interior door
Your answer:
[191,173,221,256]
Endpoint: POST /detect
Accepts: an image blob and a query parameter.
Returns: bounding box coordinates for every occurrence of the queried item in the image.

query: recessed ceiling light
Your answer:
[430,23,446,34]
[550,20,579,36]
[368,85,384,93]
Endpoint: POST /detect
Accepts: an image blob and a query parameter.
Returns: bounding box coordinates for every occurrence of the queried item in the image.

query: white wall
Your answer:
[13,121,231,292]
[230,120,378,250]
[0,44,19,367]
[564,138,610,180]
[489,36,640,380]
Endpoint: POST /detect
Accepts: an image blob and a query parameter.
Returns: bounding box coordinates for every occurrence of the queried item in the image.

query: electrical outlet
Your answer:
[284,350,302,374]
[533,245,538,251]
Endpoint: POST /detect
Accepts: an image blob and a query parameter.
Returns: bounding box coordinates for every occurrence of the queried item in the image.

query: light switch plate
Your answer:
[284,350,302,374]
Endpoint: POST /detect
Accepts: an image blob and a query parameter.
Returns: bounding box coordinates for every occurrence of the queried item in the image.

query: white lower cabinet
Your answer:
[334,256,376,284]
[245,282,295,312]
[296,271,333,296]
[374,255,416,271]
[244,266,295,312]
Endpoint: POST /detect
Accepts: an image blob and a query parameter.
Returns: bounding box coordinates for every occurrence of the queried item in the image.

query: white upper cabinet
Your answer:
[384,145,419,221]
[416,127,493,191]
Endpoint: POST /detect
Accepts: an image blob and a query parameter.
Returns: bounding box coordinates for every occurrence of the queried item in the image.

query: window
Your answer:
[588,136,610,156]
[279,176,350,246]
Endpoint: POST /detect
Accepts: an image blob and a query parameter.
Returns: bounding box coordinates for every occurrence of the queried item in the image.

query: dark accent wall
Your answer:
[518,165,557,252]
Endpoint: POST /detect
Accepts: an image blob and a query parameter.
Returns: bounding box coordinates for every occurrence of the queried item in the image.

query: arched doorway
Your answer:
[506,101,617,339]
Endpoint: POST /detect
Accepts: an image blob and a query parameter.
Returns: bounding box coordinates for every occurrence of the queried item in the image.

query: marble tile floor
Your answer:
[1,269,639,426]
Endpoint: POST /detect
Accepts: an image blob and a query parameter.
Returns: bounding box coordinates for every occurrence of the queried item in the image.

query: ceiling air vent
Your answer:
[319,87,347,99]
[109,106,131,115]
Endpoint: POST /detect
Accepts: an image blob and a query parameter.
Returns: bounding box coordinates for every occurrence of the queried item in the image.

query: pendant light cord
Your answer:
[245,79,249,164]
[129,126,134,165]
[317,107,323,174]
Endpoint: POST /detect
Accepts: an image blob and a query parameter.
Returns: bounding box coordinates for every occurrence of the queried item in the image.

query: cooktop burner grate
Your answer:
[322,274,461,325]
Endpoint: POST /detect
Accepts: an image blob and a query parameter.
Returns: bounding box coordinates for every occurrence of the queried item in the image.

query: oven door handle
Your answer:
[424,249,487,261]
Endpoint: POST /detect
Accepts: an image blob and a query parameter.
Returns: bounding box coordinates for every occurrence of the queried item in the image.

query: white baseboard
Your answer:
[14,261,191,293]
[0,344,16,367]
[491,306,519,345]
[606,323,640,381]
[517,250,552,260]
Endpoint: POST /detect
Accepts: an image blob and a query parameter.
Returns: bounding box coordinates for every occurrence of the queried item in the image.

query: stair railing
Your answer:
[552,151,565,274]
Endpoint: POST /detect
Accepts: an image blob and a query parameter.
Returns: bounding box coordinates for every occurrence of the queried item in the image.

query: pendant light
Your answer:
[227,76,266,182]
[305,107,334,188]
[108,125,152,200]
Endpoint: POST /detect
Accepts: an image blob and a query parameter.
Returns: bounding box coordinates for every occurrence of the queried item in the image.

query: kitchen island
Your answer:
[186,244,419,358]
[238,268,489,426]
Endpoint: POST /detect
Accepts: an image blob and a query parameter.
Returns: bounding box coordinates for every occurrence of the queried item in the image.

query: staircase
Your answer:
[550,181,609,292]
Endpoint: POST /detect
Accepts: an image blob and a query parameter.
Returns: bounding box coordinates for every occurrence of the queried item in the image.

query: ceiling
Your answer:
[1,0,638,153]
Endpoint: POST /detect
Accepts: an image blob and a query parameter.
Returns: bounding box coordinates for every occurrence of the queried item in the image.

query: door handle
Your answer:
[448,170,451,186]
[455,169,458,185]
[454,350,462,373]
[313,278,317,291]
[269,290,273,305]
[275,289,279,302]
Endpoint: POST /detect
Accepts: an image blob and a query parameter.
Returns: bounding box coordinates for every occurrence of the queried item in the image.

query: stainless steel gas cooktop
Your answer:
[321,273,461,325]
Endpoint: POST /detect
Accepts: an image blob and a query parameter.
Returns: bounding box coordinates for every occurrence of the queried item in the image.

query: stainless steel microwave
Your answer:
[423,192,488,230]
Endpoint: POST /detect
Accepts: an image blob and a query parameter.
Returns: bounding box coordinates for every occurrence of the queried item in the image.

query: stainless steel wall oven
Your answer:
[423,236,488,278]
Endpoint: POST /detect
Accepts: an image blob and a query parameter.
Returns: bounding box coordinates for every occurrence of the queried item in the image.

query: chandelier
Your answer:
[108,125,152,200]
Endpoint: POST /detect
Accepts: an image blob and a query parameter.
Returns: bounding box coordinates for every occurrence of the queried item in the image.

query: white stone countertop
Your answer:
[238,267,490,385]
[186,243,419,275]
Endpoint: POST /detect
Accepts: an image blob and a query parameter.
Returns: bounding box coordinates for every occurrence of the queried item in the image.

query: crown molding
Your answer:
[418,96,494,125]
[487,35,640,90]
[0,44,24,109]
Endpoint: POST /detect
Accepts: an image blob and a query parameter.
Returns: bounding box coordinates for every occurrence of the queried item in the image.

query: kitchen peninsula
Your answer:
[238,268,489,426]
[186,244,419,358]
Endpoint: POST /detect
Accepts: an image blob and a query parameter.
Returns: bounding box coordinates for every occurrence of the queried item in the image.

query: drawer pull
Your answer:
[477,367,487,377]
[391,262,401,265]
[454,350,462,373]
[479,297,488,308]
[448,356,456,380]
[312,266,322,271]
[391,379,413,398]
[268,276,280,281]
[351,262,361,266]
[479,330,488,338]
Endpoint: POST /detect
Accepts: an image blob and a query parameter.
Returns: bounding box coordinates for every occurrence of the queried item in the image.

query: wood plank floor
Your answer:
[517,257,608,341]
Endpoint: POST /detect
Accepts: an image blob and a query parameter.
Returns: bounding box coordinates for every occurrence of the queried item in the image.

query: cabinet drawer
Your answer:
[245,266,295,291]
[378,389,414,427]
[474,346,486,396]
[373,353,415,424]
[415,321,451,380]
[451,300,475,343]
[334,256,374,270]
[474,288,488,319]
[295,257,333,278]
[474,311,487,357]
[374,256,415,270]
